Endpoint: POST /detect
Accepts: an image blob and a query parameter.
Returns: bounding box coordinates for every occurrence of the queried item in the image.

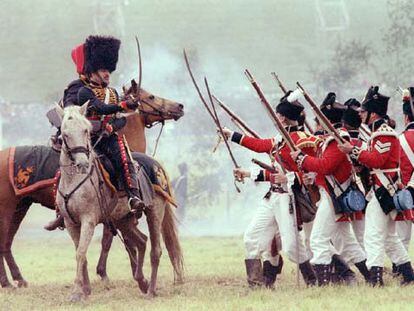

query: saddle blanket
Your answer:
[8,146,60,196]
[8,145,176,206]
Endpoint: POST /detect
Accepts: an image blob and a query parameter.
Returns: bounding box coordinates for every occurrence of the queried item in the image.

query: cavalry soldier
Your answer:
[338,86,414,286]
[224,93,318,287]
[44,35,145,231]
[292,93,368,286]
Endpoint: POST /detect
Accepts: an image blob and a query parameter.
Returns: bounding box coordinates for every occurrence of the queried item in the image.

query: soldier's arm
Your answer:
[230,132,276,153]
[77,87,124,115]
[300,141,343,175]
[353,136,396,169]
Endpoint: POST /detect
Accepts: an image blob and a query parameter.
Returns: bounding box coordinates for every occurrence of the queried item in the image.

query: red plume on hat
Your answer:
[71,43,85,74]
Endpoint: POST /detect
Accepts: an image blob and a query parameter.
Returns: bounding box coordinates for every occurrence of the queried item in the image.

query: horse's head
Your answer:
[123,79,184,128]
[57,103,92,173]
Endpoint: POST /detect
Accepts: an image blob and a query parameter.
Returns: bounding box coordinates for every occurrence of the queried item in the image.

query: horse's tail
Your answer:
[162,202,184,284]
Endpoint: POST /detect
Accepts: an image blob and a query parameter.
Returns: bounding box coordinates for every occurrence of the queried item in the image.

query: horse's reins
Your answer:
[58,137,94,224]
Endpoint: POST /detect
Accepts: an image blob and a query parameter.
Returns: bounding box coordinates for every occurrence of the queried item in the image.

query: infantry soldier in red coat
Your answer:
[395,88,414,258]
[44,36,146,231]
[292,93,368,286]
[339,86,414,286]
[223,92,318,287]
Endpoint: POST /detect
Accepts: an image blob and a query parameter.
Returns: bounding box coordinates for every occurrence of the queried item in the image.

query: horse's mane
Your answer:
[62,106,92,132]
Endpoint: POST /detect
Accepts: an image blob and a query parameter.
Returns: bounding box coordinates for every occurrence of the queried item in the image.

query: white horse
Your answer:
[56,105,148,301]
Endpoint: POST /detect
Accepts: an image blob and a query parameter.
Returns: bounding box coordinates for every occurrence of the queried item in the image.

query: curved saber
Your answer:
[204,77,241,192]
[135,36,143,99]
[183,50,241,192]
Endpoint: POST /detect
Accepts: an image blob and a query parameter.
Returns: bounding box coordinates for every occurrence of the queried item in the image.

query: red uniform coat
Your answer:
[356,122,399,187]
[399,125,414,186]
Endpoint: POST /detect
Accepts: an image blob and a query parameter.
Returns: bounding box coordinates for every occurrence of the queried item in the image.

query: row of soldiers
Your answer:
[221,86,414,287]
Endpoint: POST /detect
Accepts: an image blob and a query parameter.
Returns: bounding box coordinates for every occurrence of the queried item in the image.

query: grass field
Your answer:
[1,229,414,311]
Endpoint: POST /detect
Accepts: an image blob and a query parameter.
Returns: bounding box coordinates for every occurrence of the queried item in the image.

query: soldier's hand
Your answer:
[125,98,139,110]
[338,141,353,154]
[270,173,287,185]
[302,172,316,185]
[233,168,250,182]
[219,127,233,140]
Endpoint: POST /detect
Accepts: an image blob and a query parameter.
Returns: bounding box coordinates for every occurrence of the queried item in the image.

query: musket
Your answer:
[271,73,314,134]
[212,95,261,138]
[271,72,288,94]
[245,70,298,152]
[251,158,277,173]
[296,82,346,145]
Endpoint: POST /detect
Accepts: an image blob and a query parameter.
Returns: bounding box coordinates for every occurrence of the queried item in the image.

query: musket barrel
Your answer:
[296,82,345,144]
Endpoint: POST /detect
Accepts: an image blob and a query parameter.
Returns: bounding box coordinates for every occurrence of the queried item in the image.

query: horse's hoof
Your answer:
[137,278,149,294]
[83,286,91,296]
[69,292,83,303]
[174,278,184,285]
[1,282,14,289]
[146,290,157,299]
[16,279,28,288]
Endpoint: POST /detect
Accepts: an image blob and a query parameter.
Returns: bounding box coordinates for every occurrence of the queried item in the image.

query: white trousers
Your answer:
[310,189,366,265]
[244,193,310,264]
[396,220,412,251]
[364,195,410,268]
[331,218,366,263]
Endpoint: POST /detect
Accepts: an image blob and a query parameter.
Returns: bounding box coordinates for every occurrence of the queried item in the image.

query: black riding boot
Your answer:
[398,262,414,285]
[245,259,264,288]
[299,260,317,286]
[369,266,384,287]
[355,259,370,283]
[263,256,284,289]
[125,161,146,217]
[331,254,357,286]
[314,264,331,286]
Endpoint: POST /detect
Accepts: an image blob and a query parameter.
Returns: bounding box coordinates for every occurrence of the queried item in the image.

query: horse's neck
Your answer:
[119,113,147,153]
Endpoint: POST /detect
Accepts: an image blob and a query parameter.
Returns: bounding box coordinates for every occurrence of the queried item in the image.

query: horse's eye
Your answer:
[149,95,155,100]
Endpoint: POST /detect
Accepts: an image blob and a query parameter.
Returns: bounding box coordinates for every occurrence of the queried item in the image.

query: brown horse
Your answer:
[0,81,184,294]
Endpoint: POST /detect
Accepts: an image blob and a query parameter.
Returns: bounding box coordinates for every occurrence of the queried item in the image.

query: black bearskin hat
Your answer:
[276,90,304,121]
[320,92,346,123]
[402,87,414,117]
[84,35,121,74]
[361,86,389,116]
[342,98,362,129]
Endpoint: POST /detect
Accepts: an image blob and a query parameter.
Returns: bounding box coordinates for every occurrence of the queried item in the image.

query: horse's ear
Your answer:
[55,103,64,118]
[131,79,137,92]
[122,85,127,95]
[79,100,89,116]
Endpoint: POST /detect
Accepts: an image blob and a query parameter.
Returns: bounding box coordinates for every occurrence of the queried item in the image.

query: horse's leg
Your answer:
[66,220,94,302]
[117,217,149,293]
[0,204,15,288]
[4,200,31,288]
[134,227,149,290]
[146,198,165,297]
[162,203,184,284]
[96,224,113,282]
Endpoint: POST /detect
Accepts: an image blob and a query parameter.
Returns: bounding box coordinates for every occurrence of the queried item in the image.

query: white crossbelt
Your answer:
[370,168,400,196]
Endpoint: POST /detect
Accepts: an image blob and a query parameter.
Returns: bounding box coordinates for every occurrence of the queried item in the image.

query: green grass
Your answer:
[1,235,414,311]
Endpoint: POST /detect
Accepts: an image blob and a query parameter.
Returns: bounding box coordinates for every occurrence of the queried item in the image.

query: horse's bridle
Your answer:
[62,135,91,163]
